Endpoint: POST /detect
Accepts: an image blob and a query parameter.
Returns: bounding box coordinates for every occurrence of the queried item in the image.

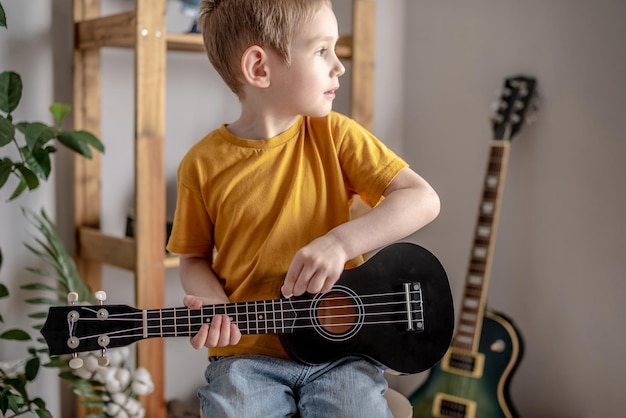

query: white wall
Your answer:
[391,1,626,417]
[2,0,625,417]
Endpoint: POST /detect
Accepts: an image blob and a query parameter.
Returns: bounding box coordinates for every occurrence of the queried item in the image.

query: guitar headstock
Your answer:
[491,76,538,140]
[41,299,143,359]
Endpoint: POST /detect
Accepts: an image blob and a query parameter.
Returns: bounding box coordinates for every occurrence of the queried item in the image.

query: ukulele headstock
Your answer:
[491,76,539,140]
[41,291,142,368]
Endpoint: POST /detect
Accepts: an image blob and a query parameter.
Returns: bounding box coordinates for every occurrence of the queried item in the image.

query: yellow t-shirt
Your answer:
[166,111,408,358]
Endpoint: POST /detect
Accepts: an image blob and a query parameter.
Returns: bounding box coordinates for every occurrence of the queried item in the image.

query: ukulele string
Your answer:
[78,292,422,324]
[73,289,425,341]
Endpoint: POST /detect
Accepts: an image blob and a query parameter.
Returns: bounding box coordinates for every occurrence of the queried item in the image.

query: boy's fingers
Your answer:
[183,294,203,309]
[190,324,209,350]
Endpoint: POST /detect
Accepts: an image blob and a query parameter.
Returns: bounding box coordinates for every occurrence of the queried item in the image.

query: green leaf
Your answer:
[72,130,105,153]
[0,328,32,341]
[49,103,71,127]
[15,163,40,190]
[0,114,15,146]
[36,407,54,418]
[81,399,107,408]
[56,131,92,157]
[0,3,6,29]
[8,176,28,200]
[0,282,8,298]
[86,413,109,418]
[32,148,53,179]
[28,312,49,319]
[21,281,67,295]
[0,157,14,188]
[24,122,56,151]
[0,71,22,113]
[25,357,41,381]
[74,387,106,398]
[44,356,68,368]
[21,146,49,181]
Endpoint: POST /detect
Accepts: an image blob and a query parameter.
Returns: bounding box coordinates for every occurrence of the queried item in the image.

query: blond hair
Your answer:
[198,0,332,96]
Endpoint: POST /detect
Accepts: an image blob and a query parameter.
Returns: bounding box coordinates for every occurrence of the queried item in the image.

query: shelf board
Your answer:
[75,12,354,57]
[79,227,137,271]
[78,227,179,270]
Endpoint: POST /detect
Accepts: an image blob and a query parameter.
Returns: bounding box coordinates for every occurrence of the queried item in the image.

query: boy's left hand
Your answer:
[281,236,348,298]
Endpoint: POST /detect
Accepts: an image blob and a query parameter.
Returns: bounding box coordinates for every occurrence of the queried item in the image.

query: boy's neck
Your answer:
[227,102,300,140]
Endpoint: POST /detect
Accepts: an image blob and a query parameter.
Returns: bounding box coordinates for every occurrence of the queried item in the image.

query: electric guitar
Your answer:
[41,242,455,375]
[409,76,537,417]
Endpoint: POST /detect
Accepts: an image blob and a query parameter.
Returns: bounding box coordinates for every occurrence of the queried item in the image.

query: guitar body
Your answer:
[409,311,523,418]
[281,243,455,374]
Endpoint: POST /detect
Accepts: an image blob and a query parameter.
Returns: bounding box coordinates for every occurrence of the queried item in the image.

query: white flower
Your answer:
[104,367,131,393]
[124,397,142,415]
[71,363,93,380]
[105,400,124,417]
[82,353,100,373]
[94,365,115,383]
[108,347,131,367]
[131,367,155,395]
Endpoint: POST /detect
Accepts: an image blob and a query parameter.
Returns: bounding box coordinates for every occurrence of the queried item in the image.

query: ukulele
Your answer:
[409,76,537,417]
[41,242,455,375]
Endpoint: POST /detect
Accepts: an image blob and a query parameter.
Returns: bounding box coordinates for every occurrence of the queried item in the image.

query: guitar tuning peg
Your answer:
[67,292,79,305]
[98,354,110,367]
[69,354,83,370]
[95,291,107,305]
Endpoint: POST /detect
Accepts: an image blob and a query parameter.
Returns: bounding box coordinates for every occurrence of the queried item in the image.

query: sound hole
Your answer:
[311,285,364,342]
[316,292,357,334]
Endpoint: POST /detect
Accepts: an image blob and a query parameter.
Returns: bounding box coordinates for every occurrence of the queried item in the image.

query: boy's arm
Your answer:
[179,254,242,349]
[281,167,440,298]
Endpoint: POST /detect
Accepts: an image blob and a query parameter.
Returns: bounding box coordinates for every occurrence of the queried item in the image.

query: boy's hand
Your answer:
[281,236,348,298]
[183,295,242,350]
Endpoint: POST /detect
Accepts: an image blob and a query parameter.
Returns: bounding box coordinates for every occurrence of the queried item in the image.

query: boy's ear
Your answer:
[240,45,270,88]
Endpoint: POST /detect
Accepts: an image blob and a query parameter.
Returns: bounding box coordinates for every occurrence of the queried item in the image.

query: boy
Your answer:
[166,0,440,416]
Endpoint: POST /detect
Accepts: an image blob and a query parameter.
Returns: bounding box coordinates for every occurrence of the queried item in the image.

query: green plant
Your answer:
[1,209,154,418]
[0,1,104,270]
[0,3,111,416]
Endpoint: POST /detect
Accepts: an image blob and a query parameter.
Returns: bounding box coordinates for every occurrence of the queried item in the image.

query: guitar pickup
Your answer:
[404,282,425,332]
[441,349,485,378]
[433,393,477,418]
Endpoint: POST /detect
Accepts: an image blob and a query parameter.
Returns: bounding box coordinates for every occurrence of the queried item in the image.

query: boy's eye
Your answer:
[315,48,328,57]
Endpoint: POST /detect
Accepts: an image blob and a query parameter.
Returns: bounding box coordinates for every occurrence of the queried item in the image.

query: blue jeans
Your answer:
[198,355,393,418]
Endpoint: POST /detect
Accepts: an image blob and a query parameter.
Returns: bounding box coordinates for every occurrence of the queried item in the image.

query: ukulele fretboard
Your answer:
[144,300,298,338]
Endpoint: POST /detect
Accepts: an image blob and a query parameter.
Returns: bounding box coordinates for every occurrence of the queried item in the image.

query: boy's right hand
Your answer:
[183,295,242,350]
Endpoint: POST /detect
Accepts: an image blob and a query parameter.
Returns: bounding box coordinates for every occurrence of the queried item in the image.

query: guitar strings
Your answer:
[70,290,425,342]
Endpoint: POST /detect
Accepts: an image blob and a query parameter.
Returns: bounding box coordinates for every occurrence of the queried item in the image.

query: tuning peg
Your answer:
[95,291,107,305]
[67,292,79,305]
[98,354,110,367]
[69,354,83,370]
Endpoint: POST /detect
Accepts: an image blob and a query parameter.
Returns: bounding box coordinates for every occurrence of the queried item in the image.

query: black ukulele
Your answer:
[42,242,454,375]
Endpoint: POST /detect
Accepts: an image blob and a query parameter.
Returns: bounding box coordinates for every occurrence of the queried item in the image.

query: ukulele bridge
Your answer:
[404,282,425,332]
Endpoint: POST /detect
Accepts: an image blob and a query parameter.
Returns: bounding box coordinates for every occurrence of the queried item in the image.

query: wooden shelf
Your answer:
[75,11,354,57]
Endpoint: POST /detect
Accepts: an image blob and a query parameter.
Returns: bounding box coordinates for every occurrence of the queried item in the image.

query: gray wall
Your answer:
[1,0,624,417]
[392,1,626,417]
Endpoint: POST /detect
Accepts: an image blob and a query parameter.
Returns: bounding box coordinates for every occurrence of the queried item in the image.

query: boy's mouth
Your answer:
[325,87,339,97]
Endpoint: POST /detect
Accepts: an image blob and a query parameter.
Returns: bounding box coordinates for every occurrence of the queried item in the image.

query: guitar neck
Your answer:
[452,140,511,352]
[143,299,297,339]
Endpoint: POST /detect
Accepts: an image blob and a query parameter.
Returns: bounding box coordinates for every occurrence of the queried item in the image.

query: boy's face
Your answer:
[268,5,345,117]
